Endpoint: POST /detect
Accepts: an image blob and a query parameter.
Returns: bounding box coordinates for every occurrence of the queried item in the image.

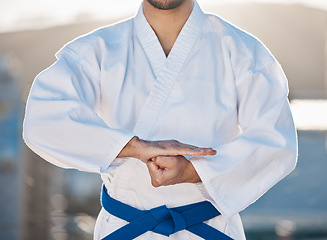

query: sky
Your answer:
[1,0,327,33]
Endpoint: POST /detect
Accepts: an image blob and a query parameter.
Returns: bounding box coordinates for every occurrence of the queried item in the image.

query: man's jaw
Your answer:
[146,0,187,10]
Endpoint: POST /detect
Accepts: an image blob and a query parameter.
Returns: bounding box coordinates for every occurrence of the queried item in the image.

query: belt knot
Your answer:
[100,185,234,240]
[150,205,186,236]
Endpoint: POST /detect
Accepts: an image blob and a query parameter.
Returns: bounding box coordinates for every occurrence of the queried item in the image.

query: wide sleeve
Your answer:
[190,60,298,218]
[23,47,134,173]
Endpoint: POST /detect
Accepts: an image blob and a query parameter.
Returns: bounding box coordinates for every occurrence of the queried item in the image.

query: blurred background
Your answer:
[0,0,327,239]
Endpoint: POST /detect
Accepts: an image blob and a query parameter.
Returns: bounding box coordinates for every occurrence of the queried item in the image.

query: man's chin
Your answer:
[146,0,187,10]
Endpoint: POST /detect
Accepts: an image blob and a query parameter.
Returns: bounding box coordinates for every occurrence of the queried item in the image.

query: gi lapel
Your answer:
[133,1,206,139]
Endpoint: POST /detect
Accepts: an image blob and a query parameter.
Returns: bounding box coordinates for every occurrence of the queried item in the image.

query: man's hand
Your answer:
[118,136,216,163]
[147,155,200,187]
[118,136,216,187]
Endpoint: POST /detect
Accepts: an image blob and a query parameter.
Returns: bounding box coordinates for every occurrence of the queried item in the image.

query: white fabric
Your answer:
[23,1,298,239]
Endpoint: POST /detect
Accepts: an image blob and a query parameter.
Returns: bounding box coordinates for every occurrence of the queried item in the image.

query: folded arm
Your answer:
[189,61,298,217]
[23,48,215,174]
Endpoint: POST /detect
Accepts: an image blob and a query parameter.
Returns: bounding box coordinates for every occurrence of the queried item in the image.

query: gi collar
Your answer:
[133,0,206,78]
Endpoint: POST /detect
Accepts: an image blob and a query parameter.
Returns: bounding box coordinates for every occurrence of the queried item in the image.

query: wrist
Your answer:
[185,161,201,183]
[118,136,142,159]
[128,136,150,163]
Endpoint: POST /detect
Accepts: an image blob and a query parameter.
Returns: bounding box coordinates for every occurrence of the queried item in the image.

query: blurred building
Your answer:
[210,2,327,100]
[0,2,326,240]
[0,57,23,239]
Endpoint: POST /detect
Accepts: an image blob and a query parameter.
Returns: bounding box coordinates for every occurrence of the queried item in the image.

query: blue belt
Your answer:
[101,185,233,240]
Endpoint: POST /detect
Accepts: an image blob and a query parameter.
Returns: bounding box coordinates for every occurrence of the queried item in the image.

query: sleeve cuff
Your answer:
[100,130,135,173]
[190,156,235,218]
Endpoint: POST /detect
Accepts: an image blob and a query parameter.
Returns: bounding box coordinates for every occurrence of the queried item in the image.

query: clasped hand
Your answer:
[118,137,216,187]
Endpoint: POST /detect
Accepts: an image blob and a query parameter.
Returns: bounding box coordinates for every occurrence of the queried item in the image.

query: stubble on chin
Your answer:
[146,0,187,10]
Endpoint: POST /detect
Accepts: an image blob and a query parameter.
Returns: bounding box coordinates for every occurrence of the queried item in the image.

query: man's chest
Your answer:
[96,41,239,144]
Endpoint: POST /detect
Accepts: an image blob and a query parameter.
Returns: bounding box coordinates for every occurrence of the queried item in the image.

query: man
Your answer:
[23,0,298,239]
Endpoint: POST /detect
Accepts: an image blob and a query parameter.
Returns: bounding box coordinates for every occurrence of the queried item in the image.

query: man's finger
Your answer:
[174,142,210,151]
[169,142,216,156]
[147,160,159,171]
[176,147,217,156]
[146,140,217,160]
[147,160,164,187]
[153,156,173,168]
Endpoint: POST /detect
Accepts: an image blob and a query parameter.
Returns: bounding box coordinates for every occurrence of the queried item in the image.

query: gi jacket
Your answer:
[23,1,298,239]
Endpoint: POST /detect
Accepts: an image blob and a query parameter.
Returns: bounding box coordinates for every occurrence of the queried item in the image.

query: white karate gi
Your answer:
[23,1,298,239]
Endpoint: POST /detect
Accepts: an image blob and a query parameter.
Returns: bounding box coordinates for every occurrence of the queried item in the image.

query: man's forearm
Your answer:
[117,136,216,163]
[117,136,143,160]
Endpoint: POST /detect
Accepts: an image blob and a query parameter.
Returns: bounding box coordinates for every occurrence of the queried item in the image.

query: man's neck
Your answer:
[142,0,194,57]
